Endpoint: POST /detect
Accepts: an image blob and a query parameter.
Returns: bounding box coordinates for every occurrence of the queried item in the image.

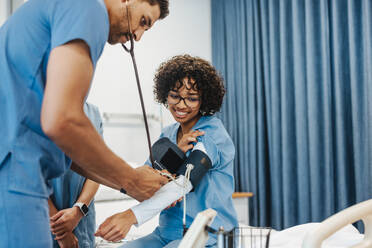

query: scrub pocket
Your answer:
[8,124,67,199]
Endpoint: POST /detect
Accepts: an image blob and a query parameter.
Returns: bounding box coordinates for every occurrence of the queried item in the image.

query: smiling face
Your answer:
[106,0,161,44]
[167,77,202,129]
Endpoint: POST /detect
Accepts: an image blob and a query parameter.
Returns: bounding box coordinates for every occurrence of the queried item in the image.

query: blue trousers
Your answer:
[0,154,52,248]
[120,228,216,248]
[120,228,181,248]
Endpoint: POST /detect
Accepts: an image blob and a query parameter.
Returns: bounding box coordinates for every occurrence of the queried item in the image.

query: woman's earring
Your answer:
[200,110,206,116]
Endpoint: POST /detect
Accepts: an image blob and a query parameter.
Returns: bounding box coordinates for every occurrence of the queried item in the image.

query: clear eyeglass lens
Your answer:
[167,94,200,108]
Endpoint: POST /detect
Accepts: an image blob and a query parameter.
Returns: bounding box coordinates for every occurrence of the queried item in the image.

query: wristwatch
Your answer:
[73,202,89,217]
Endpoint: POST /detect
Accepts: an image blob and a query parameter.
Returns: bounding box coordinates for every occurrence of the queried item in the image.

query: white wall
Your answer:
[0,0,11,26]
[0,0,27,26]
[88,0,212,165]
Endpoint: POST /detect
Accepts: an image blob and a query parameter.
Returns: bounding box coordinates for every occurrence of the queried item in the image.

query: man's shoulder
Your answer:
[50,0,108,26]
[53,0,106,11]
[49,0,109,65]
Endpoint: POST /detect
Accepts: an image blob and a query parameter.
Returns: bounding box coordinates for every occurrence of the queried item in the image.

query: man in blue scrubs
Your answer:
[0,0,169,247]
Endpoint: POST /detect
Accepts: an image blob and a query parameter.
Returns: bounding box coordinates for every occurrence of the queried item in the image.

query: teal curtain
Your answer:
[212,0,372,230]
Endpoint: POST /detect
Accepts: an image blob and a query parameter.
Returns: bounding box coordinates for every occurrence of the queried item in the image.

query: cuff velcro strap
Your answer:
[177,150,212,188]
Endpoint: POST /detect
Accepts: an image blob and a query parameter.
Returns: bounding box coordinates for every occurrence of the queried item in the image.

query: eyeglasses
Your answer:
[167,93,200,108]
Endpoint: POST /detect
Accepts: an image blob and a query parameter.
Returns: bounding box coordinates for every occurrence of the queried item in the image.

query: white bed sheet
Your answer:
[269,222,363,248]
[96,222,364,248]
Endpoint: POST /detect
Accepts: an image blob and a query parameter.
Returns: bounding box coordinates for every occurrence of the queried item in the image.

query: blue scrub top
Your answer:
[149,116,239,246]
[50,103,103,248]
[0,0,109,199]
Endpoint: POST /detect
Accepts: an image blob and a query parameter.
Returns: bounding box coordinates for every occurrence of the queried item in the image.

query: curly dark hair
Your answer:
[154,54,226,116]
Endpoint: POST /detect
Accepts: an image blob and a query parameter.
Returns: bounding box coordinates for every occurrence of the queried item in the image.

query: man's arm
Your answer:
[41,40,167,201]
[70,162,119,190]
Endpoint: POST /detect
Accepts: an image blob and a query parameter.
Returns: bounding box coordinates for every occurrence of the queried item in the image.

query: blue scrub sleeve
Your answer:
[97,119,104,137]
[200,135,236,231]
[49,0,109,66]
[86,103,104,137]
[198,134,220,169]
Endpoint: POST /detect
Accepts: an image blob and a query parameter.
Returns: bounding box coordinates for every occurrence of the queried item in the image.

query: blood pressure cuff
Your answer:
[151,137,186,174]
[177,149,212,189]
[151,137,212,189]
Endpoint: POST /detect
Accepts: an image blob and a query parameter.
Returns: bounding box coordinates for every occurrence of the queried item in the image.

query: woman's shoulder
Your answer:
[196,116,234,149]
[196,116,230,138]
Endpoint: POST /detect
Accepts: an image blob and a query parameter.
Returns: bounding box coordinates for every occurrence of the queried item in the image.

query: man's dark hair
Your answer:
[143,0,169,19]
[154,54,226,116]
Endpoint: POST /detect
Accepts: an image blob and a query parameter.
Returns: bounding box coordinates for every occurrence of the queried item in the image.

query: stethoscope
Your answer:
[118,2,155,195]
[120,1,181,184]
[121,1,155,167]
[119,5,192,237]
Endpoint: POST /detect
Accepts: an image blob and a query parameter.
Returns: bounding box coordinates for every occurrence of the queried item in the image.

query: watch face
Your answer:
[81,204,89,215]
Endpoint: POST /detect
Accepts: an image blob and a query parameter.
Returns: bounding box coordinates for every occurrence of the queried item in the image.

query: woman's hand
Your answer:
[56,232,79,248]
[178,130,204,153]
[165,197,183,209]
[95,209,137,242]
[50,207,83,240]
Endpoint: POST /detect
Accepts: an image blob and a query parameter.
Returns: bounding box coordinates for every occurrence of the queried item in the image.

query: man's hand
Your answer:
[158,169,175,181]
[125,165,168,202]
[95,209,137,242]
[50,207,83,240]
[178,130,204,153]
[56,232,79,248]
[155,169,181,209]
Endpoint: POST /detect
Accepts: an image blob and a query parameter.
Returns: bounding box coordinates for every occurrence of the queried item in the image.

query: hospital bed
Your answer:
[179,199,372,248]
[302,198,372,248]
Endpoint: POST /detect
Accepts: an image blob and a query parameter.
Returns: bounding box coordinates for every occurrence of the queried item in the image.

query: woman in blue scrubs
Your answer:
[49,103,102,248]
[96,55,238,247]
